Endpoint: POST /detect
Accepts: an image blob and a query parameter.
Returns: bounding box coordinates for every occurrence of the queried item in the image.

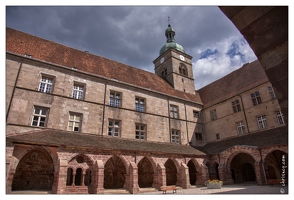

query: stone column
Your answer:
[254,162,263,185]
[81,172,85,186]
[129,162,139,194]
[156,163,166,189]
[180,162,190,189]
[93,160,104,194]
[6,155,19,194]
[201,164,209,186]
[56,159,68,194]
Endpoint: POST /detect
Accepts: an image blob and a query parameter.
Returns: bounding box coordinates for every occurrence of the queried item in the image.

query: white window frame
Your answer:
[232,100,241,113]
[171,129,180,144]
[135,124,146,140]
[236,121,245,134]
[32,106,49,127]
[68,112,82,132]
[110,91,121,107]
[268,86,276,100]
[135,97,145,112]
[72,83,84,100]
[108,120,120,137]
[38,75,53,93]
[257,115,268,129]
[276,111,285,125]
[251,91,262,106]
[170,105,179,119]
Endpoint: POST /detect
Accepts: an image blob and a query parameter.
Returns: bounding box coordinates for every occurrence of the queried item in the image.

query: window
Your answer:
[195,132,202,140]
[251,91,262,106]
[31,107,49,127]
[216,133,220,140]
[268,86,276,100]
[179,64,187,75]
[108,120,120,137]
[170,105,179,119]
[236,121,245,134]
[72,83,84,100]
[135,97,145,112]
[257,115,268,129]
[38,75,53,93]
[135,124,146,140]
[210,109,217,121]
[68,113,82,132]
[193,110,200,118]
[171,129,180,144]
[276,111,285,125]
[161,67,167,77]
[232,100,241,113]
[110,91,121,107]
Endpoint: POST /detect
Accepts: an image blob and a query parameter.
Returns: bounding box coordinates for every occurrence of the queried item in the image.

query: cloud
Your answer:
[6,6,258,91]
[193,36,257,90]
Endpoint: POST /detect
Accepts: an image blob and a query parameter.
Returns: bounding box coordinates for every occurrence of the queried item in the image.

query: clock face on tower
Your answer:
[180,55,185,61]
[160,57,164,63]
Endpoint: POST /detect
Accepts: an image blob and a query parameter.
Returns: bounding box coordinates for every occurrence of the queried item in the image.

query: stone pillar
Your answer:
[6,156,19,194]
[156,163,166,189]
[93,160,104,194]
[254,162,263,185]
[129,162,139,194]
[180,162,190,189]
[81,172,85,186]
[71,173,76,186]
[55,159,68,194]
[218,164,225,182]
[201,164,209,186]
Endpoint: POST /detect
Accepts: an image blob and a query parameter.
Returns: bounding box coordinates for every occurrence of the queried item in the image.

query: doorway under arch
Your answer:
[138,157,154,188]
[104,156,126,189]
[164,159,177,186]
[264,150,288,182]
[187,160,197,185]
[11,148,54,191]
[230,153,256,183]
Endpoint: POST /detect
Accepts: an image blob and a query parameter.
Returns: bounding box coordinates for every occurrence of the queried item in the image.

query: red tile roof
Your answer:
[197,60,268,108]
[194,126,288,154]
[6,27,202,104]
[6,129,207,156]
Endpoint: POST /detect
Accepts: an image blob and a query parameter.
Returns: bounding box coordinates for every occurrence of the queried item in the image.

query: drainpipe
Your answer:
[259,148,267,185]
[184,103,189,145]
[238,94,250,134]
[6,56,23,120]
[101,80,109,136]
[167,98,171,142]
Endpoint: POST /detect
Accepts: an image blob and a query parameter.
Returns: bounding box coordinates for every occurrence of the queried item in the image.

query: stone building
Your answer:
[6,19,287,194]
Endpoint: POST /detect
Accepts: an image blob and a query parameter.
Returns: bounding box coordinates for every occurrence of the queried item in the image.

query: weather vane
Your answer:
[168,16,171,25]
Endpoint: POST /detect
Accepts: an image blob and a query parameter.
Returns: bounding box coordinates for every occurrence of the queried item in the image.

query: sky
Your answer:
[3,5,271,90]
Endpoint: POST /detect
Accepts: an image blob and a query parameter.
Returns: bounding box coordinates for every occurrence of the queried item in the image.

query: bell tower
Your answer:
[153,21,195,94]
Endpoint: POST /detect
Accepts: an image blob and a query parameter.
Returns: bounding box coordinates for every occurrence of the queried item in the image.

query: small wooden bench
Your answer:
[160,185,177,194]
[268,179,285,186]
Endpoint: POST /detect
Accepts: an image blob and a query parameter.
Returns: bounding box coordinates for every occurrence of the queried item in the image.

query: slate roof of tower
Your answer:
[6,129,207,156]
[194,126,288,155]
[197,60,268,108]
[6,27,202,104]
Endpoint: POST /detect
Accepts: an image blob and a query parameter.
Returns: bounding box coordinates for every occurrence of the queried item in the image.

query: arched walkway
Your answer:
[264,150,288,182]
[104,155,126,189]
[138,157,154,188]
[230,153,256,183]
[187,160,197,185]
[164,158,177,186]
[11,148,54,191]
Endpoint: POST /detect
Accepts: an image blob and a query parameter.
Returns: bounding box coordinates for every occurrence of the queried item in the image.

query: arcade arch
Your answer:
[11,147,54,191]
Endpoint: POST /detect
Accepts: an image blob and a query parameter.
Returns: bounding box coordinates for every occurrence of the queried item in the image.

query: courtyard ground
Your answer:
[139,183,288,195]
